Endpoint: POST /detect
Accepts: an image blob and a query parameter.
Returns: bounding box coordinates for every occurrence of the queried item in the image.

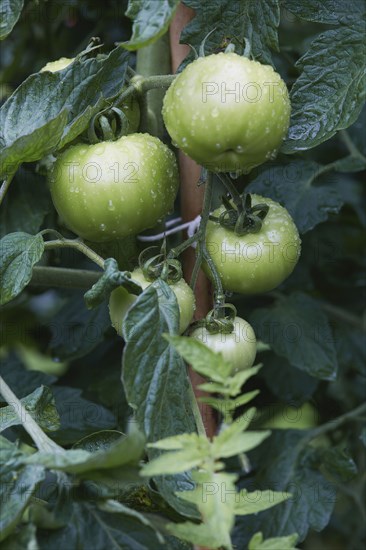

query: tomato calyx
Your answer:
[193,303,237,335]
[139,245,183,284]
[88,106,129,143]
[209,193,269,236]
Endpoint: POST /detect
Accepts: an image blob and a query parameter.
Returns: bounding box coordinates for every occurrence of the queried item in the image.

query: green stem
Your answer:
[339,129,366,160]
[203,248,225,311]
[189,172,226,313]
[44,239,105,269]
[216,173,242,209]
[0,173,15,206]
[303,402,366,444]
[187,379,207,438]
[168,234,199,259]
[30,266,101,289]
[136,74,176,93]
[0,376,64,453]
[190,171,213,290]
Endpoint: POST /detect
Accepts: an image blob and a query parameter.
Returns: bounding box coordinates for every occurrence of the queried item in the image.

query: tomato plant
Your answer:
[190,315,257,373]
[109,267,196,335]
[205,194,301,294]
[1,2,365,549]
[163,52,291,174]
[49,133,179,242]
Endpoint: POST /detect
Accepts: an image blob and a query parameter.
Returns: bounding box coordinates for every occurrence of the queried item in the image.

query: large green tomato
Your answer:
[190,316,256,373]
[205,195,301,294]
[49,134,179,242]
[40,57,140,133]
[109,268,196,335]
[163,52,290,173]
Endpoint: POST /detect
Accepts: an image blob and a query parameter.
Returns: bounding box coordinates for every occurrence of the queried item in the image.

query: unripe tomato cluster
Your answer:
[46,52,299,374]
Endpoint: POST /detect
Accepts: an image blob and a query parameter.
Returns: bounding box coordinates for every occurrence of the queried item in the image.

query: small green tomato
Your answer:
[109,268,196,335]
[190,316,257,373]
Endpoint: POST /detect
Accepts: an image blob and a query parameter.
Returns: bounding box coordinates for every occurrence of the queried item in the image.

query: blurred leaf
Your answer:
[0,523,37,550]
[124,0,179,50]
[0,232,44,305]
[165,335,232,382]
[248,531,299,549]
[167,471,236,549]
[322,446,358,482]
[247,161,343,233]
[48,291,111,361]
[0,167,51,238]
[25,431,144,474]
[0,385,60,432]
[233,430,336,544]
[0,459,45,542]
[0,0,24,40]
[50,386,116,446]
[0,354,55,398]
[235,490,291,516]
[250,293,338,380]
[36,501,165,550]
[143,434,210,476]
[259,352,319,404]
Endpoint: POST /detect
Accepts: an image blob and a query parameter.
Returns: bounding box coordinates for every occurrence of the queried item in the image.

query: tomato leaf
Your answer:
[84,258,141,309]
[248,532,299,550]
[48,291,112,361]
[167,471,236,548]
[25,431,144,474]
[0,167,51,238]
[165,334,233,382]
[235,490,292,516]
[0,454,45,543]
[247,160,344,233]
[232,430,336,544]
[0,385,60,433]
[0,524,38,550]
[36,502,165,550]
[282,0,366,152]
[122,281,198,518]
[181,0,280,64]
[0,232,44,305]
[0,0,24,40]
[250,292,338,380]
[123,0,179,50]
[0,47,129,175]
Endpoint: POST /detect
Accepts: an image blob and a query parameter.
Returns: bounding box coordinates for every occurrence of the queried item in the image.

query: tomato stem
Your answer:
[189,171,226,315]
[0,376,64,453]
[44,238,105,269]
[0,172,15,206]
[216,173,242,210]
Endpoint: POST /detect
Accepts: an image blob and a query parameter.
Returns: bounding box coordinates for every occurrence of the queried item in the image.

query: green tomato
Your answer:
[205,195,301,294]
[163,52,290,173]
[40,57,140,133]
[109,268,196,335]
[190,316,257,373]
[49,133,179,242]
